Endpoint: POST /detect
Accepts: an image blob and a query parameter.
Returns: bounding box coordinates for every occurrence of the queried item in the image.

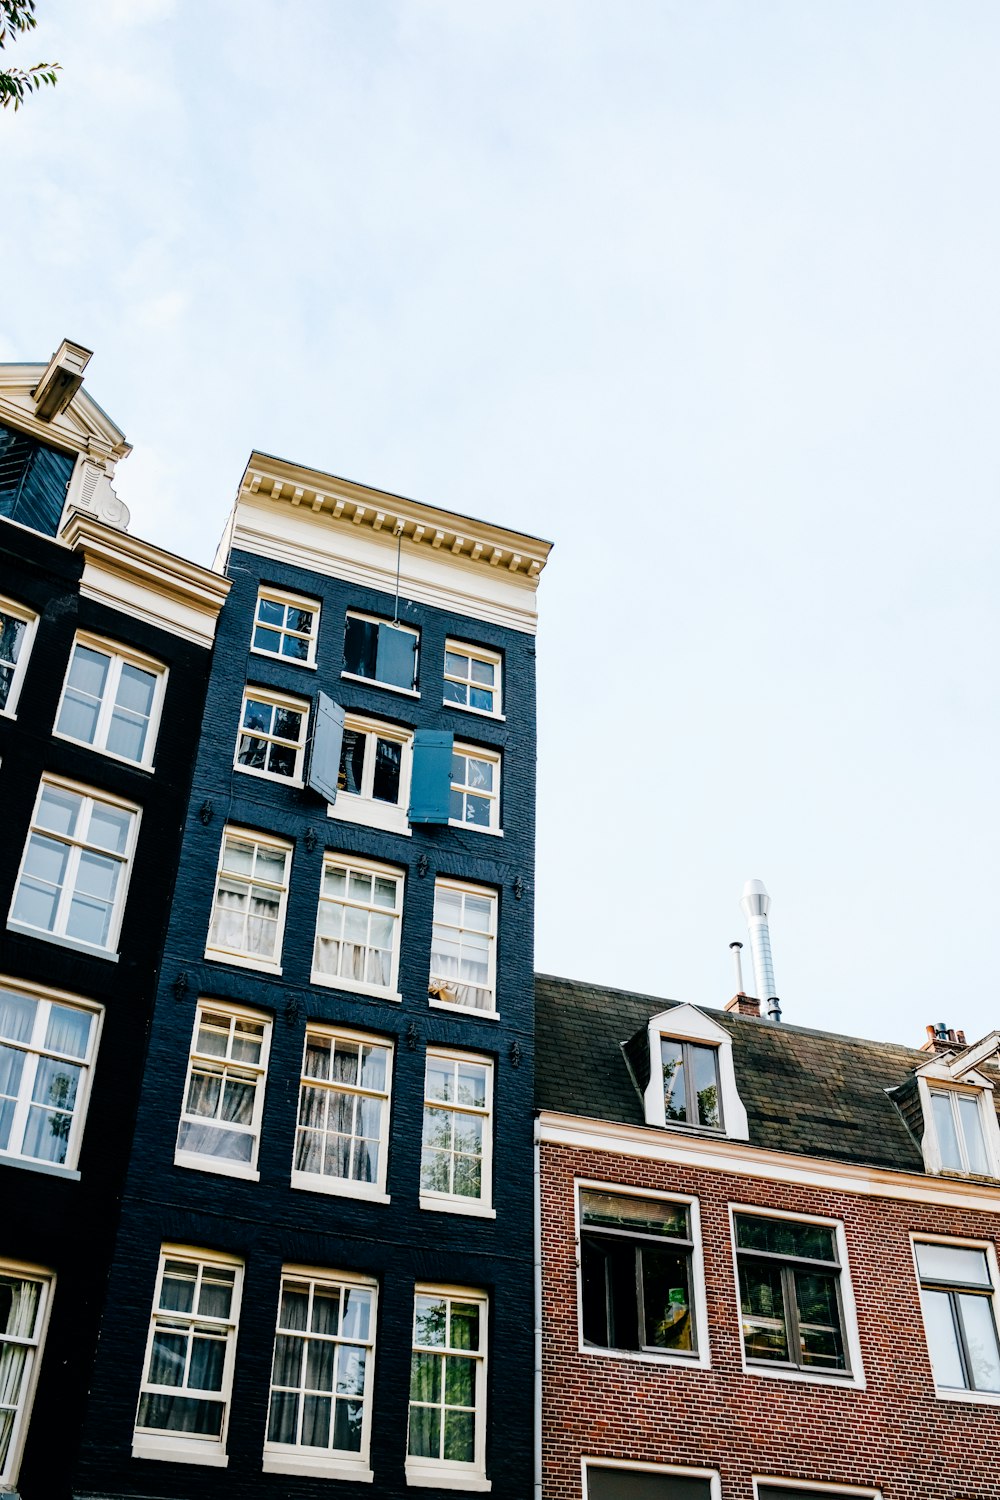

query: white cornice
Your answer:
[537,1110,1000,1214]
[227,454,552,635]
[0,362,130,462]
[61,511,231,649]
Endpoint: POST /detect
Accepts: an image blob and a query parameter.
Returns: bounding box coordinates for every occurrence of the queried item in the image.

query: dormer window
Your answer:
[625,1005,749,1141]
[661,1039,722,1130]
[930,1089,990,1175]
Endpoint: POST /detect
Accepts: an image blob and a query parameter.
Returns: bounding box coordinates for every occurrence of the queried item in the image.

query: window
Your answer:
[292,1027,392,1201]
[252,587,320,666]
[0,980,101,1173]
[343,611,418,694]
[330,714,412,835]
[429,880,498,1015]
[661,1038,722,1130]
[175,1003,271,1179]
[55,636,165,767]
[443,641,502,717]
[735,1212,849,1376]
[9,779,139,955]
[0,598,37,718]
[407,1288,487,1486]
[929,1088,991,1175]
[580,1188,701,1359]
[133,1249,242,1466]
[234,688,309,785]
[915,1239,1000,1395]
[0,1262,53,1489]
[586,1463,718,1500]
[311,855,403,998]
[419,1051,493,1214]
[205,828,291,971]
[264,1270,376,1480]
[450,744,501,833]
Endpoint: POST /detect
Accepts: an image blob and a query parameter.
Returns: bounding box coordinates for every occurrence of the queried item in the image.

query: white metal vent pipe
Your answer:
[740,879,777,1014]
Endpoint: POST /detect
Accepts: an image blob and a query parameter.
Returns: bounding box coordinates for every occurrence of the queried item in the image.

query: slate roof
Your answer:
[534,973,950,1174]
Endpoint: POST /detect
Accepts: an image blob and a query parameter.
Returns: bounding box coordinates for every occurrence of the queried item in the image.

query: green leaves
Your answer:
[1,1,60,111]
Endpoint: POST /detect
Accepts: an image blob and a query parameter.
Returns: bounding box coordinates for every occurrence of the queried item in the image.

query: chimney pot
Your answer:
[921,1023,967,1055]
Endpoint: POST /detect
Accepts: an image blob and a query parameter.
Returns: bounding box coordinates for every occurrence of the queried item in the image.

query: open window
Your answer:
[343,611,419,695]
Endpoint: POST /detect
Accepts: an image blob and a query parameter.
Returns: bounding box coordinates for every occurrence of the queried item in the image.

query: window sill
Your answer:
[291,1172,389,1204]
[420,1196,496,1219]
[204,950,282,976]
[6,922,118,962]
[428,998,499,1021]
[743,1362,863,1391]
[263,1450,373,1481]
[342,671,420,700]
[0,1154,81,1181]
[310,972,401,1003]
[579,1342,708,1371]
[51,730,155,773]
[932,1386,1000,1406]
[131,1436,228,1468]
[406,1465,490,1491]
[234,764,305,790]
[447,821,503,837]
[250,647,317,670]
[327,797,412,837]
[444,703,505,723]
[174,1152,260,1182]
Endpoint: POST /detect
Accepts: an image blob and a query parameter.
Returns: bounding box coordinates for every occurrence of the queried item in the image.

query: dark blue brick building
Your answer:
[75,452,551,1498]
[0,342,229,1500]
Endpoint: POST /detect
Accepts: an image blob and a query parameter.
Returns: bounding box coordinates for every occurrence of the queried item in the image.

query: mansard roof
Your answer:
[534,972,972,1174]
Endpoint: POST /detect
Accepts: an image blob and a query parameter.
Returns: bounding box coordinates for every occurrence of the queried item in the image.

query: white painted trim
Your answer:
[405,1470,491,1491]
[419,1197,497,1219]
[640,1005,749,1140]
[728,1201,865,1389]
[537,1111,1000,1211]
[0,1259,55,1490]
[753,1478,882,1499]
[53,631,168,771]
[581,1456,722,1500]
[0,595,38,720]
[909,1231,1000,1401]
[262,1453,373,1481]
[130,1437,229,1467]
[573,1176,711,1370]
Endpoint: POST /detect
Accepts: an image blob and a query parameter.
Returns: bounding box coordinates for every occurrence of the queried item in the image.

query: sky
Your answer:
[4,1,1000,1046]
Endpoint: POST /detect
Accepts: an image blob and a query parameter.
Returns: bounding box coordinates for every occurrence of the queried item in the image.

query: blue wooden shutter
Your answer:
[376,622,418,689]
[409,730,453,824]
[307,693,345,803]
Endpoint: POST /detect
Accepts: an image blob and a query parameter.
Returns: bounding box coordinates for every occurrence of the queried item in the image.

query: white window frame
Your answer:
[640,1005,749,1140]
[262,1265,378,1482]
[406,1284,489,1491]
[311,853,404,1001]
[574,1178,710,1370]
[53,632,167,769]
[419,1049,495,1219]
[911,1233,1000,1405]
[291,1024,393,1203]
[204,826,292,975]
[442,640,503,720]
[449,743,502,836]
[233,686,310,788]
[0,596,38,720]
[915,1072,1000,1178]
[132,1246,243,1468]
[174,1000,272,1182]
[8,776,140,959]
[752,1481,882,1500]
[251,586,320,669]
[0,976,103,1178]
[342,609,420,698]
[429,879,498,1019]
[0,1259,55,1490]
[728,1203,865,1390]
[582,1458,722,1500]
[327,712,413,837]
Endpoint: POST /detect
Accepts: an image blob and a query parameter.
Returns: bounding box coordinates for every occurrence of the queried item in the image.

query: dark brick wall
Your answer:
[541,1137,1000,1500]
[0,518,214,1500]
[75,548,539,1499]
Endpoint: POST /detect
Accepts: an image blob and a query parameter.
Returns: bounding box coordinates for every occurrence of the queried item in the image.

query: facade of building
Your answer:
[536,975,1000,1500]
[73,453,551,1498]
[0,342,229,1499]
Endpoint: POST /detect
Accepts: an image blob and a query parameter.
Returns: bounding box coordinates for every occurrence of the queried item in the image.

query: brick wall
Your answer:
[542,1139,1000,1500]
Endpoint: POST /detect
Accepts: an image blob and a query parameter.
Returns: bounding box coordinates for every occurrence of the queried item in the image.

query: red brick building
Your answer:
[536,974,1000,1500]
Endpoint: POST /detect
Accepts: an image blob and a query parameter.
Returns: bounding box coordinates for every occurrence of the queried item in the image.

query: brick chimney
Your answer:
[726,993,761,1018]
[921,1022,967,1055]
